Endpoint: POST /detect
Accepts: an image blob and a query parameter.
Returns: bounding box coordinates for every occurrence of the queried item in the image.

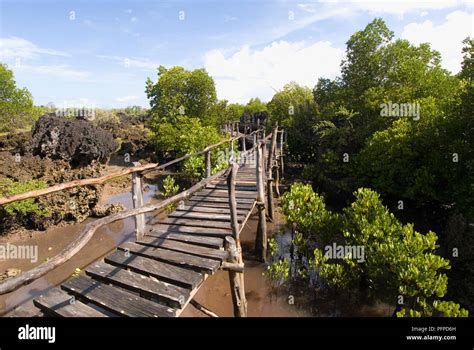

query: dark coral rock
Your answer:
[30,114,117,166]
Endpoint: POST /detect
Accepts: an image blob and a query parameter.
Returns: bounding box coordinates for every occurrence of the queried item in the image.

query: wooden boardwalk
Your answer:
[32,163,260,317]
[0,122,283,317]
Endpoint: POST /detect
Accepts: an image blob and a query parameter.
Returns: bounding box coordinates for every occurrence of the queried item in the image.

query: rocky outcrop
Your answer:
[30,114,117,166]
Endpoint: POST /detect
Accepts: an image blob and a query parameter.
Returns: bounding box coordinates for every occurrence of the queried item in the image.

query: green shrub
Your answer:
[0,179,49,217]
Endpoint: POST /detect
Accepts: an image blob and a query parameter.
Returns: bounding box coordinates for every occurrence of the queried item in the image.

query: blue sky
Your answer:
[0,0,472,108]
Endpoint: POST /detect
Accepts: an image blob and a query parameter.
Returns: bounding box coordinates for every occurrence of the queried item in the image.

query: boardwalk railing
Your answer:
[0,123,285,318]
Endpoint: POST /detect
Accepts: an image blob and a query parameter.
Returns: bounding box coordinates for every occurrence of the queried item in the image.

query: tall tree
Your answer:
[145,65,217,123]
[0,63,37,132]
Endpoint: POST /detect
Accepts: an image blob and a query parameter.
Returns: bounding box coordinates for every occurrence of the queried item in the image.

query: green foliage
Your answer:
[162,175,179,198]
[146,65,217,124]
[281,183,339,246]
[0,179,49,216]
[243,97,266,114]
[267,83,318,162]
[265,259,289,288]
[151,116,223,180]
[0,63,40,132]
[282,184,468,317]
[268,237,278,257]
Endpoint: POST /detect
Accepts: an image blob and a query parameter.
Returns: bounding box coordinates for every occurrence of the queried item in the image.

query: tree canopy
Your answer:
[0,63,39,132]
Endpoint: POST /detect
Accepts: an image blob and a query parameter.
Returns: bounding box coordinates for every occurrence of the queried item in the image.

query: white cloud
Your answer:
[315,0,472,16]
[0,36,69,61]
[204,40,344,103]
[131,16,137,23]
[401,10,473,73]
[116,95,138,103]
[97,55,158,71]
[16,64,91,81]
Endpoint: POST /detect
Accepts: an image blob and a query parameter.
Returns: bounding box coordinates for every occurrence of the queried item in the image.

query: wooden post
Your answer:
[267,178,274,222]
[255,144,267,262]
[242,135,246,153]
[279,128,284,176]
[227,162,247,317]
[274,161,281,198]
[205,150,211,178]
[267,125,278,174]
[253,132,257,147]
[265,125,278,219]
[131,164,145,240]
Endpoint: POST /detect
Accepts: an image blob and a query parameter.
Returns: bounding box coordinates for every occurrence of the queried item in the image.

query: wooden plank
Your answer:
[61,275,176,317]
[33,288,108,317]
[189,195,255,204]
[206,184,257,191]
[85,261,189,309]
[197,189,257,199]
[177,205,247,215]
[118,242,220,273]
[168,211,245,222]
[186,199,254,210]
[145,230,224,249]
[149,224,232,237]
[158,217,232,229]
[105,250,203,289]
[137,236,227,261]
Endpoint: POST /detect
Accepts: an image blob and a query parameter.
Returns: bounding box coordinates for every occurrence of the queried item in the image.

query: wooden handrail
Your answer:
[0,130,259,206]
[0,168,228,295]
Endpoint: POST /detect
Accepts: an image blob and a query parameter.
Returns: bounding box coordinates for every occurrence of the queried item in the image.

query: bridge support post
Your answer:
[279,128,284,176]
[266,125,278,219]
[267,178,274,221]
[205,150,211,178]
[255,144,267,262]
[227,162,247,317]
[132,164,146,240]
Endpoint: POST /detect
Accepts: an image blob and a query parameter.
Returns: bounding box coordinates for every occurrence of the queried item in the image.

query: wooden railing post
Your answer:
[229,139,234,163]
[132,162,145,240]
[279,128,284,176]
[205,150,211,178]
[255,144,267,262]
[227,162,247,317]
[266,125,278,221]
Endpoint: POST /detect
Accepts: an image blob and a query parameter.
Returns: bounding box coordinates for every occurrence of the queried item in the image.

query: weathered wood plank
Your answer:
[146,230,224,249]
[105,250,203,289]
[177,205,247,215]
[118,242,220,273]
[137,236,227,261]
[189,195,255,204]
[85,261,189,309]
[197,189,257,199]
[33,288,108,317]
[168,211,245,223]
[185,199,254,210]
[206,184,257,191]
[61,276,176,317]
[158,217,232,229]
[149,223,232,237]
